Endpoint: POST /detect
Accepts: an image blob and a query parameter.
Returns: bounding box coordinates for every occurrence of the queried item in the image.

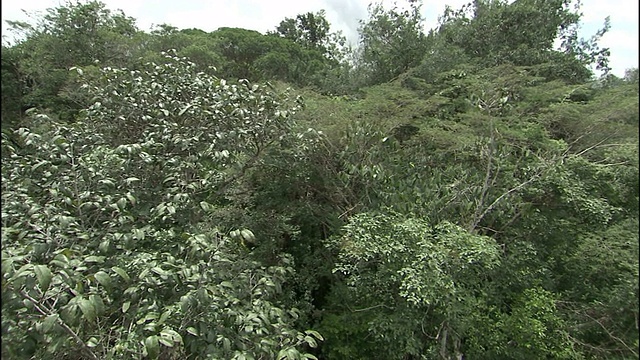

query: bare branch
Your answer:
[468,122,495,232]
[474,173,542,229]
[584,313,639,357]
[350,304,391,312]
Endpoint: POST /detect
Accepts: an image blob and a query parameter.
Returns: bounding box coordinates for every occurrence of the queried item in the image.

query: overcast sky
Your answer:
[1,0,638,77]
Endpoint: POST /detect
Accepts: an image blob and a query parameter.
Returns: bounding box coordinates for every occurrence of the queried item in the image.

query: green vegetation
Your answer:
[2,1,638,359]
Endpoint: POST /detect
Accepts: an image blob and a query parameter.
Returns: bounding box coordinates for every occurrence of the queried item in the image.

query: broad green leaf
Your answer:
[42,314,59,332]
[84,256,105,263]
[31,160,49,172]
[34,265,52,292]
[94,271,112,289]
[11,263,34,280]
[304,335,317,348]
[304,330,324,341]
[50,254,69,268]
[122,301,131,313]
[125,177,140,184]
[132,228,145,241]
[112,267,130,282]
[151,267,166,276]
[98,179,115,187]
[180,295,193,312]
[144,335,160,359]
[220,281,234,288]
[160,328,182,345]
[116,197,127,210]
[78,297,96,323]
[89,295,105,315]
[155,203,166,216]
[186,327,198,336]
[158,309,172,325]
[277,347,300,360]
[1,259,13,275]
[199,201,211,211]
[240,229,255,242]
[126,193,137,206]
[157,336,173,347]
[99,240,110,254]
[87,337,99,348]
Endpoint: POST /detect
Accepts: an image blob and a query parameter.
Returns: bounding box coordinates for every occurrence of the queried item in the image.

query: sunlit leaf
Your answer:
[94,271,112,290]
[112,266,131,282]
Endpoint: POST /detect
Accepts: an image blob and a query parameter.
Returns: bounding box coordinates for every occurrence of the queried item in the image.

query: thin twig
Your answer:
[350,304,390,312]
[19,290,99,360]
[474,173,541,228]
[469,121,495,232]
[584,313,639,357]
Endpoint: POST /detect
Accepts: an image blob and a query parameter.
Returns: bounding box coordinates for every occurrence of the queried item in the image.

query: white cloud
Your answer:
[1,0,637,76]
[162,0,330,34]
[577,0,639,75]
[422,0,470,30]
[601,28,639,74]
[579,0,638,25]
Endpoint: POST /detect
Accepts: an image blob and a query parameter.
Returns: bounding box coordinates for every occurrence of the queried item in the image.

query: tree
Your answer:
[210,27,333,88]
[357,0,429,84]
[1,46,25,127]
[320,212,501,359]
[4,0,140,121]
[295,51,638,358]
[2,0,638,358]
[432,0,611,83]
[274,11,331,52]
[1,52,322,360]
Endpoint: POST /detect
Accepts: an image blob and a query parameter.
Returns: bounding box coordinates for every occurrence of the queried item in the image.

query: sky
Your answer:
[1,0,638,77]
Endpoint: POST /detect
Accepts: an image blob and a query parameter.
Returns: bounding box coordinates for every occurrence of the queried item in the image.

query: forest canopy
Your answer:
[2,1,638,359]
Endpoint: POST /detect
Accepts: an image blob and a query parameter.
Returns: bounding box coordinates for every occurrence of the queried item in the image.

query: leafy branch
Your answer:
[18,289,99,360]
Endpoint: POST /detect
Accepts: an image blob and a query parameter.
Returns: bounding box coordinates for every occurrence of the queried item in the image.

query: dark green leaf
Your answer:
[78,297,96,323]
[144,335,160,359]
[34,265,52,292]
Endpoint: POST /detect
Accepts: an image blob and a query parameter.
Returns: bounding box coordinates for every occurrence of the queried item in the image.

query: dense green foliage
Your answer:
[2,0,638,359]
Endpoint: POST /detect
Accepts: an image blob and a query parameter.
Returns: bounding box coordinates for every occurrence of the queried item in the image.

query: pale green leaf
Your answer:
[87,337,99,348]
[160,328,182,344]
[112,266,131,282]
[157,336,173,347]
[94,271,111,289]
[84,256,105,263]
